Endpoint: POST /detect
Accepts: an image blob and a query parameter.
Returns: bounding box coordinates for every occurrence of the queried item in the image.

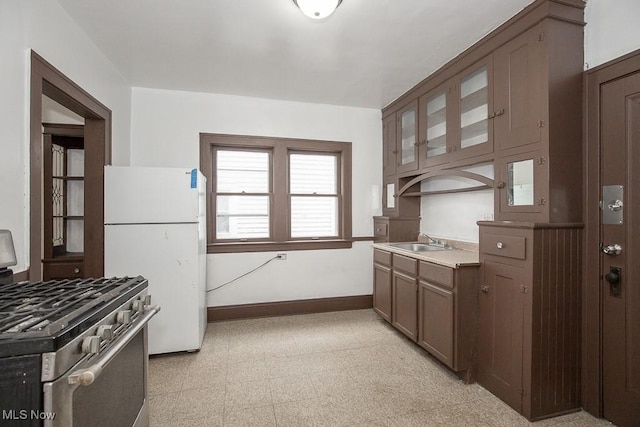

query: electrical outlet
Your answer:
[276,253,287,260]
[483,213,494,221]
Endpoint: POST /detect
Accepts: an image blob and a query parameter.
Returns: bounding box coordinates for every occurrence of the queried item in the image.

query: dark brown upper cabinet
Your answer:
[456,57,494,160]
[494,18,583,223]
[382,114,397,177]
[418,57,493,169]
[380,0,583,224]
[395,100,419,174]
[418,81,450,168]
[493,25,543,153]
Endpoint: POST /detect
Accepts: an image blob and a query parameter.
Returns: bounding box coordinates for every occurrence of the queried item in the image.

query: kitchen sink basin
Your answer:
[388,242,452,252]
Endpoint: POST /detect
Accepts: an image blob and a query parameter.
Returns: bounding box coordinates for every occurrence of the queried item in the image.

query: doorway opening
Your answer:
[29,51,112,280]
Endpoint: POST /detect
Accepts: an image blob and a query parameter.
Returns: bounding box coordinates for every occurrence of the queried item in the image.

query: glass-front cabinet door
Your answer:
[455,58,493,159]
[460,65,489,149]
[396,100,418,173]
[419,83,450,168]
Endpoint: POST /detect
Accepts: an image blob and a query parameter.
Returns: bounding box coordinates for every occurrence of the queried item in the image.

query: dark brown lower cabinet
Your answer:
[373,263,392,322]
[372,247,479,381]
[477,260,526,412]
[418,282,453,365]
[477,222,582,421]
[392,269,418,341]
[418,261,478,381]
[373,249,393,322]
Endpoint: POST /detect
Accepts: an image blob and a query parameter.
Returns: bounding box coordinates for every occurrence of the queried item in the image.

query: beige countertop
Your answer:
[372,242,480,269]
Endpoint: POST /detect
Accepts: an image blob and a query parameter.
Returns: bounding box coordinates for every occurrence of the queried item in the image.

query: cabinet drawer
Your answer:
[374,222,388,238]
[43,261,83,280]
[419,261,454,289]
[374,249,392,267]
[481,233,526,260]
[393,254,417,275]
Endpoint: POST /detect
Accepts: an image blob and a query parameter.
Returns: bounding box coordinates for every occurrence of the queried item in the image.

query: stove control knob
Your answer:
[144,295,152,305]
[132,299,145,312]
[81,335,101,355]
[97,324,114,340]
[116,310,132,325]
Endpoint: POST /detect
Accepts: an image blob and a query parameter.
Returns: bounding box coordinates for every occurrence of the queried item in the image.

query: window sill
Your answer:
[207,240,353,254]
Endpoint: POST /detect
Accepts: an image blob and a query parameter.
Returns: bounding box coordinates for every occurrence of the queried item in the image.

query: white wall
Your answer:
[130,87,382,306]
[0,1,131,273]
[419,163,494,243]
[585,0,640,69]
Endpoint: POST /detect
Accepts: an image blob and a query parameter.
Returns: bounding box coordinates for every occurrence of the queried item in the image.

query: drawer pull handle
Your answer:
[496,242,504,249]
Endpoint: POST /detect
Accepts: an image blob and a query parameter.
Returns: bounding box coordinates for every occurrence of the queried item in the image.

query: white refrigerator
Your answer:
[104,166,207,355]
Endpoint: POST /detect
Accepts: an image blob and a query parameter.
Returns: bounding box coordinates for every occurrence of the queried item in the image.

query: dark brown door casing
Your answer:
[600,72,640,427]
[30,51,111,280]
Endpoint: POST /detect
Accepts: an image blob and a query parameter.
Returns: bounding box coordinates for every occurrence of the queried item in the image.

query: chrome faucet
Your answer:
[419,233,441,245]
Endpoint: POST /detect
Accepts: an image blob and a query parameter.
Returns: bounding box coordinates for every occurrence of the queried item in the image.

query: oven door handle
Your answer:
[68,305,160,386]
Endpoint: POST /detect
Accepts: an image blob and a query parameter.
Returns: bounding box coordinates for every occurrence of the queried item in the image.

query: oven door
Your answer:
[43,306,159,427]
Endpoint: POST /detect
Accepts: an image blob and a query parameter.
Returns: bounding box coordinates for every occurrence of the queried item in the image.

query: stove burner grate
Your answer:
[0,277,143,338]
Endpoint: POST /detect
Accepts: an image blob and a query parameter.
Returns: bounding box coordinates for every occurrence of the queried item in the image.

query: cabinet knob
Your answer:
[496,242,504,249]
[74,268,80,274]
[496,181,506,189]
[481,285,490,293]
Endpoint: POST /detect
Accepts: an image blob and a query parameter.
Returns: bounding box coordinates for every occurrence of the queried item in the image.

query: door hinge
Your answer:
[538,32,545,42]
[535,198,547,206]
[536,157,546,165]
[520,285,529,294]
[537,120,545,128]
[521,388,527,397]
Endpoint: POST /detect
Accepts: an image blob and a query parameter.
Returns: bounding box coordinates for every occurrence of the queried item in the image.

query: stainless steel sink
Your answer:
[388,242,452,252]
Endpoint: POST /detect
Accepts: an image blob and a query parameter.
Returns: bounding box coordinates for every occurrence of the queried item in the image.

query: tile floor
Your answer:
[149,309,614,427]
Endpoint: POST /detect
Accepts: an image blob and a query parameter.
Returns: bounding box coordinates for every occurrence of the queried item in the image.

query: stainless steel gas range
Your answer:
[0,276,159,427]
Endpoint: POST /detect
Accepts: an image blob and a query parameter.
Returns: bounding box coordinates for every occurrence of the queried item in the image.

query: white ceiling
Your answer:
[57,0,534,109]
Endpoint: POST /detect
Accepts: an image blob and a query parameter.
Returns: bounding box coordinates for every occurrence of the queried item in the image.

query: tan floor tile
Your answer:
[148,366,187,396]
[264,355,308,378]
[169,413,223,427]
[172,386,225,420]
[149,393,177,426]
[148,310,612,427]
[269,374,317,403]
[223,404,277,427]
[226,359,269,383]
[274,398,366,427]
[224,380,273,408]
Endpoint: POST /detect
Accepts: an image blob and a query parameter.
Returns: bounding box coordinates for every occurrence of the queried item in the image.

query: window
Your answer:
[200,134,352,253]
[215,150,270,240]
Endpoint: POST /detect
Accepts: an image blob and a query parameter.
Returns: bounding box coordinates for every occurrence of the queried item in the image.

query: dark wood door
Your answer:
[493,25,542,152]
[373,263,392,322]
[601,71,640,427]
[478,260,525,413]
[418,281,453,367]
[392,270,418,341]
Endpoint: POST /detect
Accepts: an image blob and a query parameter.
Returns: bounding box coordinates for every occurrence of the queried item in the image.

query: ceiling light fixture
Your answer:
[293,0,343,20]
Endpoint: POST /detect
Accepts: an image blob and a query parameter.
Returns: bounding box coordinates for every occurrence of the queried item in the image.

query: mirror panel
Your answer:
[507,159,534,206]
[386,183,396,209]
